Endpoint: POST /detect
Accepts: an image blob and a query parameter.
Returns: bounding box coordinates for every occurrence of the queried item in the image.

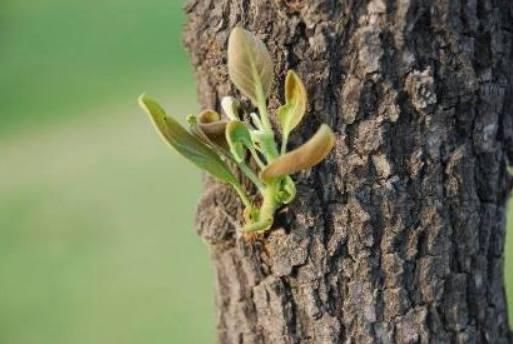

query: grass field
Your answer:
[0,100,215,343]
[1,1,216,342]
[0,0,512,343]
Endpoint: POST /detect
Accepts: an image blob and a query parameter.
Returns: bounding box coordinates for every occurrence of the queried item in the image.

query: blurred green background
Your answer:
[0,1,511,343]
[1,1,213,343]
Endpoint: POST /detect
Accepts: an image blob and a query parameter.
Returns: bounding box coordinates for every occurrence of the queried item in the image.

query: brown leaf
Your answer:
[260,124,335,181]
[228,27,273,106]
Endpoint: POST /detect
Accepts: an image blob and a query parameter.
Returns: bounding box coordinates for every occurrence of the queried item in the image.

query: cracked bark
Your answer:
[184,0,513,343]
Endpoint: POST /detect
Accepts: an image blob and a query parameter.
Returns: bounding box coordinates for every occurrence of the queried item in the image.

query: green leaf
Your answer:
[228,27,273,106]
[186,115,211,146]
[260,124,336,181]
[277,70,307,152]
[225,120,253,163]
[138,94,239,185]
[189,115,266,192]
[276,176,296,204]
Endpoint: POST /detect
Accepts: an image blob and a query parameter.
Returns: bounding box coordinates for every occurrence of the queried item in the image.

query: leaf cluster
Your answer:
[139,27,335,235]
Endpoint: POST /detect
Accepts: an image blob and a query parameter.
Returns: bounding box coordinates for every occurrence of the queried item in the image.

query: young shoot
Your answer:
[139,27,335,235]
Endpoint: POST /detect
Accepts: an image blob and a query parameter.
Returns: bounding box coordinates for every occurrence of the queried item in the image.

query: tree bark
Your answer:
[184,0,513,343]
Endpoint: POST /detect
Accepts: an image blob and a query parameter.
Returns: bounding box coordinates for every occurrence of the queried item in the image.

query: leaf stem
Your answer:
[280,133,289,155]
[259,180,278,222]
[232,182,252,209]
[255,86,280,163]
[257,101,273,134]
[249,147,266,169]
[208,141,264,192]
[252,68,273,131]
[239,162,265,192]
[242,179,277,233]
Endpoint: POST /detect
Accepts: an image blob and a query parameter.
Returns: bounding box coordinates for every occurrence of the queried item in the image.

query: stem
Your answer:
[254,74,280,162]
[257,99,273,133]
[259,180,278,223]
[240,179,278,233]
[212,143,264,192]
[239,162,265,192]
[241,217,273,233]
[259,133,279,161]
[254,75,273,133]
[249,147,266,168]
[232,182,252,209]
[280,133,289,155]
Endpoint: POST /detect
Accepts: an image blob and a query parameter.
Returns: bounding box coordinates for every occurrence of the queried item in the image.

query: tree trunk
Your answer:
[184,0,513,343]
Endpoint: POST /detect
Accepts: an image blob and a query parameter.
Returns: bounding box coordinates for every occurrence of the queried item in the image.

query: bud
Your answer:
[221,96,240,120]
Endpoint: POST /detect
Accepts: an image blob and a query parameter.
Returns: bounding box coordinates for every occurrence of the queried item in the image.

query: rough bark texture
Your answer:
[184,1,513,343]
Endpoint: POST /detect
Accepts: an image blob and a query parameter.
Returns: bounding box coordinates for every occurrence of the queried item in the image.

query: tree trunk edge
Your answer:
[184,0,513,343]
